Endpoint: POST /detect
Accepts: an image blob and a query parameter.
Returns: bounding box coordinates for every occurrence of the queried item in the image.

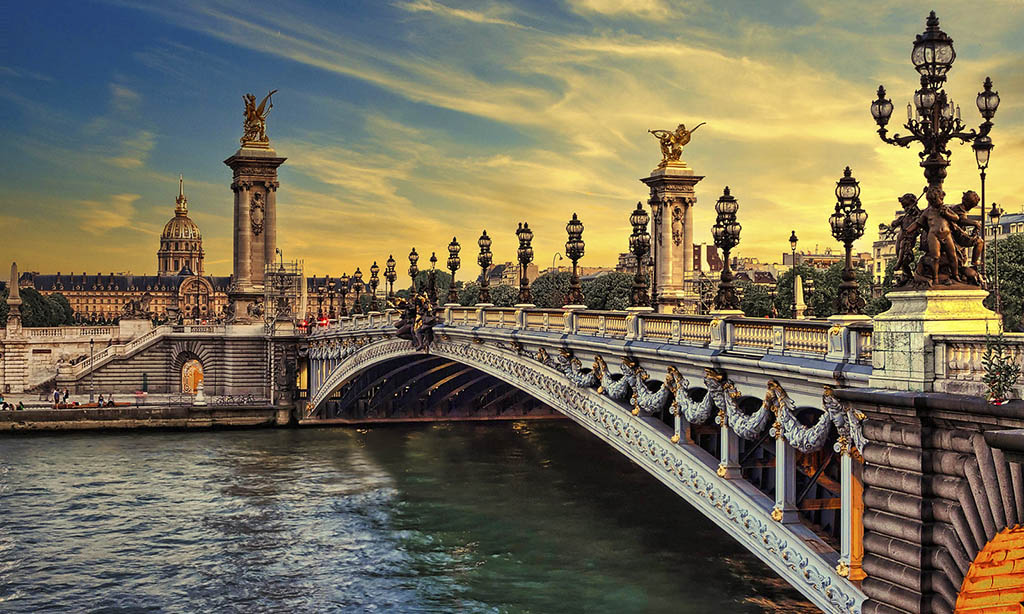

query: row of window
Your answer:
[160,241,201,251]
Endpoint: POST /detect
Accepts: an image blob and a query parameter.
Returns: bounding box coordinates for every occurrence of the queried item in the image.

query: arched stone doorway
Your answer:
[954,525,1024,612]
[181,358,204,394]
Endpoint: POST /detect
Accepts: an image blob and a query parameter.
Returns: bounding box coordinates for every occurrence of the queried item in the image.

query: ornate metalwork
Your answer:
[447,237,461,304]
[565,213,585,306]
[712,187,741,310]
[829,167,868,314]
[369,261,380,312]
[384,255,397,301]
[477,230,492,304]
[408,248,419,294]
[516,222,534,304]
[628,203,651,308]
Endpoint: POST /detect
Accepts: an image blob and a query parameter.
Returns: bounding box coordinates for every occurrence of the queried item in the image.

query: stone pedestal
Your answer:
[224,145,286,321]
[640,163,703,314]
[869,289,1000,391]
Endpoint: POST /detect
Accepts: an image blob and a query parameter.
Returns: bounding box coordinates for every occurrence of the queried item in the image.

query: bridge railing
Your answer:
[932,332,1024,397]
[23,326,120,339]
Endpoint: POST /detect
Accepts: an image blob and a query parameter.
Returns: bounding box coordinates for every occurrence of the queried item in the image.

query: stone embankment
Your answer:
[0,404,292,431]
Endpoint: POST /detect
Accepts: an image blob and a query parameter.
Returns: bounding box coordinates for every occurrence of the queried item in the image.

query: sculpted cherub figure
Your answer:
[949,190,985,277]
[906,187,962,285]
[887,193,922,286]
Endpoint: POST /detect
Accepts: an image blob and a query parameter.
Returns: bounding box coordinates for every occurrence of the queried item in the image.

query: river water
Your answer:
[0,422,815,613]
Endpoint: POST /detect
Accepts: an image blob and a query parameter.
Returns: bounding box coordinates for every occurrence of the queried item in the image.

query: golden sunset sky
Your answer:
[2,1,1022,283]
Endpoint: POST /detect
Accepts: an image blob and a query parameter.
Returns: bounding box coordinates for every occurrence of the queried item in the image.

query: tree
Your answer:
[774,264,819,318]
[986,234,1024,331]
[413,269,453,300]
[530,272,572,308]
[772,262,872,319]
[582,272,633,311]
[738,281,774,317]
[865,259,898,316]
[458,283,517,307]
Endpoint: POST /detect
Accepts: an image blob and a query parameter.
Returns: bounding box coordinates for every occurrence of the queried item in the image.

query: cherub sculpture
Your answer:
[649,122,705,166]
[883,193,921,286]
[241,90,277,146]
[894,186,984,287]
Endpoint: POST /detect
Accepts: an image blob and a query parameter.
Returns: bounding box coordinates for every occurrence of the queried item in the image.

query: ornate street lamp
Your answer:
[338,272,350,317]
[870,12,999,192]
[369,261,380,312]
[408,248,420,294]
[478,230,493,304]
[973,134,993,274]
[516,222,534,304]
[316,281,325,319]
[789,231,798,317]
[427,252,438,304]
[384,254,397,301]
[628,202,651,308]
[829,167,869,315]
[565,213,585,306]
[711,187,741,311]
[327,277,337,319]
[351,268,364,315]
[990,205,1003,315]
[447,237,461,304]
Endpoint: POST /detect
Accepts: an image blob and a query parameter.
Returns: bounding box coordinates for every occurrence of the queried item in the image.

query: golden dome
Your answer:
[160,175,202,240]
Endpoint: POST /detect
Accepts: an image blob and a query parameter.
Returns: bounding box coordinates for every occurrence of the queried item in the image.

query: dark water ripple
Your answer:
[0,422,815,613]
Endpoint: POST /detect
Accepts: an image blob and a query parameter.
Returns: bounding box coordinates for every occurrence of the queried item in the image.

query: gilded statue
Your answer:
[893,186,987,288]
[649,122,705,167]
[241,90,277,147]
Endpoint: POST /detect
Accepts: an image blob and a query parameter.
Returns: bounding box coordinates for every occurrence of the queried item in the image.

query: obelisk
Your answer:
[224,90,286,321]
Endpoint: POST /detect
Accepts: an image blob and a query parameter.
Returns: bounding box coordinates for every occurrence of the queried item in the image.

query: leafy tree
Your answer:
[773,264,819,318]
[738,281,774,318]
[582,272,633,311]
[530,272,572,308]
[772,262,872,319]
[413,269,453,300]
[986,233,1024,331]
[49,293,75,325]
[457,283,517,307]
[865,259,898,316]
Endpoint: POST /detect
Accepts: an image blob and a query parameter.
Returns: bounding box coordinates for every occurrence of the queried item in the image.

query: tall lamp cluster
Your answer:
[628,203,651,308]
[516,222,534,305]
[565,213,585,306]
[711,187,741,311]
[829,168,868,315]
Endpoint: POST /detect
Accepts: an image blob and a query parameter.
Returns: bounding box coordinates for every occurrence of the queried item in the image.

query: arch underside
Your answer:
[311,337,865,614]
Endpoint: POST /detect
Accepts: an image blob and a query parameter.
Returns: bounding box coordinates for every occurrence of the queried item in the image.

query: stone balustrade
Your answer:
[932,333,1024,397]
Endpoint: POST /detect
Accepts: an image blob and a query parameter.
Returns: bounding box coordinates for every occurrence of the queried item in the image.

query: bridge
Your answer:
[305,305,1024,614]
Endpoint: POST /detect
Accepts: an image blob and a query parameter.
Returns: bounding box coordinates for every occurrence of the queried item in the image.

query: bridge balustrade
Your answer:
[932,332,1024,397]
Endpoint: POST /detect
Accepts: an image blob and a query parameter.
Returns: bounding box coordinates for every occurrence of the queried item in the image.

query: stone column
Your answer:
[683,199,694,288]
[236,184,252,287]
[640,164,702,314]
[264,181,278,278]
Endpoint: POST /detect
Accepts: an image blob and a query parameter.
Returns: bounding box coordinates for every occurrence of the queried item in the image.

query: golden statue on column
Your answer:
[240,90,277,148]
[649,122,705,167]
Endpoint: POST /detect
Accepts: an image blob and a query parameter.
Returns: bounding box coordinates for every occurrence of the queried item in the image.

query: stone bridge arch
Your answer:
[309,336,864,614]
[171,340,217,394]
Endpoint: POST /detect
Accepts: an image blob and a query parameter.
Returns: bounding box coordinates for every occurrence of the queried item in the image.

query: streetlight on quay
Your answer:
[351,268,364,315]
[990,205,1003,316]
[829,167,869,315]
[408,248,420,294]
[789,231,799,318]
[338,272,350,317]
[711,187,741,312]
[369,262,380,312]
[89,337,95,403]
[628,202,651,309]
[447,237,461,305]
[327,277,337,319]
[516,222,534,305]
[870,11,1000,194]
[385,255,397,302]
[316,281,325,319]
[477,230,493,304]
[565,213,585,307]
[972,134,993,274]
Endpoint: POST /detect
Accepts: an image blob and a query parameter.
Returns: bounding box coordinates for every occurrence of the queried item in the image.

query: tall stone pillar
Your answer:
[224,145,285,321]
[641,165,702,313]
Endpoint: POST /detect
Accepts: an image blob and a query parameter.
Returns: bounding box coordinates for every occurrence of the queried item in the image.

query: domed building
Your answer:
[157,176,204,276]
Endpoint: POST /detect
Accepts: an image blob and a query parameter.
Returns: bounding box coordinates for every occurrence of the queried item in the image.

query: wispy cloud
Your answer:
[397,0,524,27]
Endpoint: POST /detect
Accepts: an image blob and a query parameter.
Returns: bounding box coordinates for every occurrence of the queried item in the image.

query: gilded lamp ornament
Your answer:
[649,122,705,167]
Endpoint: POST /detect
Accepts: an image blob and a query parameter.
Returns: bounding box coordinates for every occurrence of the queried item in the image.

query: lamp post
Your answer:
[89,337,95,403]
[352,268,364,315]
[789,231,798,317]
[478,230,492,304]
[711,187,741,311]
[447,237,461,304]
[369,261,380,312]
[408,248,420,294]
[327,277,337,319]
[870,11,999,194]
[990,205,1003,316]
[385,255,397,302]
[427,252,438,304]
[338,272,350,317]
[628,202,651,308]
[516,222,534,305]
[316,282,325,319]
[565,213,585,306]
[973,134,993,275]
[829,167,869,315]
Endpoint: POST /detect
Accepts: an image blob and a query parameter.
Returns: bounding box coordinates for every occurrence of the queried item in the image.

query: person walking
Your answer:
[62,388,70,404]
[52,387,60,408]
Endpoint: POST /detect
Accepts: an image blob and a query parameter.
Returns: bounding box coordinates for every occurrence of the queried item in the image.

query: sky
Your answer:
[2,0,1024,283]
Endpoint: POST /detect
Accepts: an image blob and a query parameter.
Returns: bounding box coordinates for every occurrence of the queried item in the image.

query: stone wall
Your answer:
[837,388,1024,614]
[1,324,127,393]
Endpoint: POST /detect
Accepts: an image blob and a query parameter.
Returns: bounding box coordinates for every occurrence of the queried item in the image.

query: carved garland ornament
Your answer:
[250,192,265,236]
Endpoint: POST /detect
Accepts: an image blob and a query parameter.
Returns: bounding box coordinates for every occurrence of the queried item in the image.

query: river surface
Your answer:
[0,422,815,613]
